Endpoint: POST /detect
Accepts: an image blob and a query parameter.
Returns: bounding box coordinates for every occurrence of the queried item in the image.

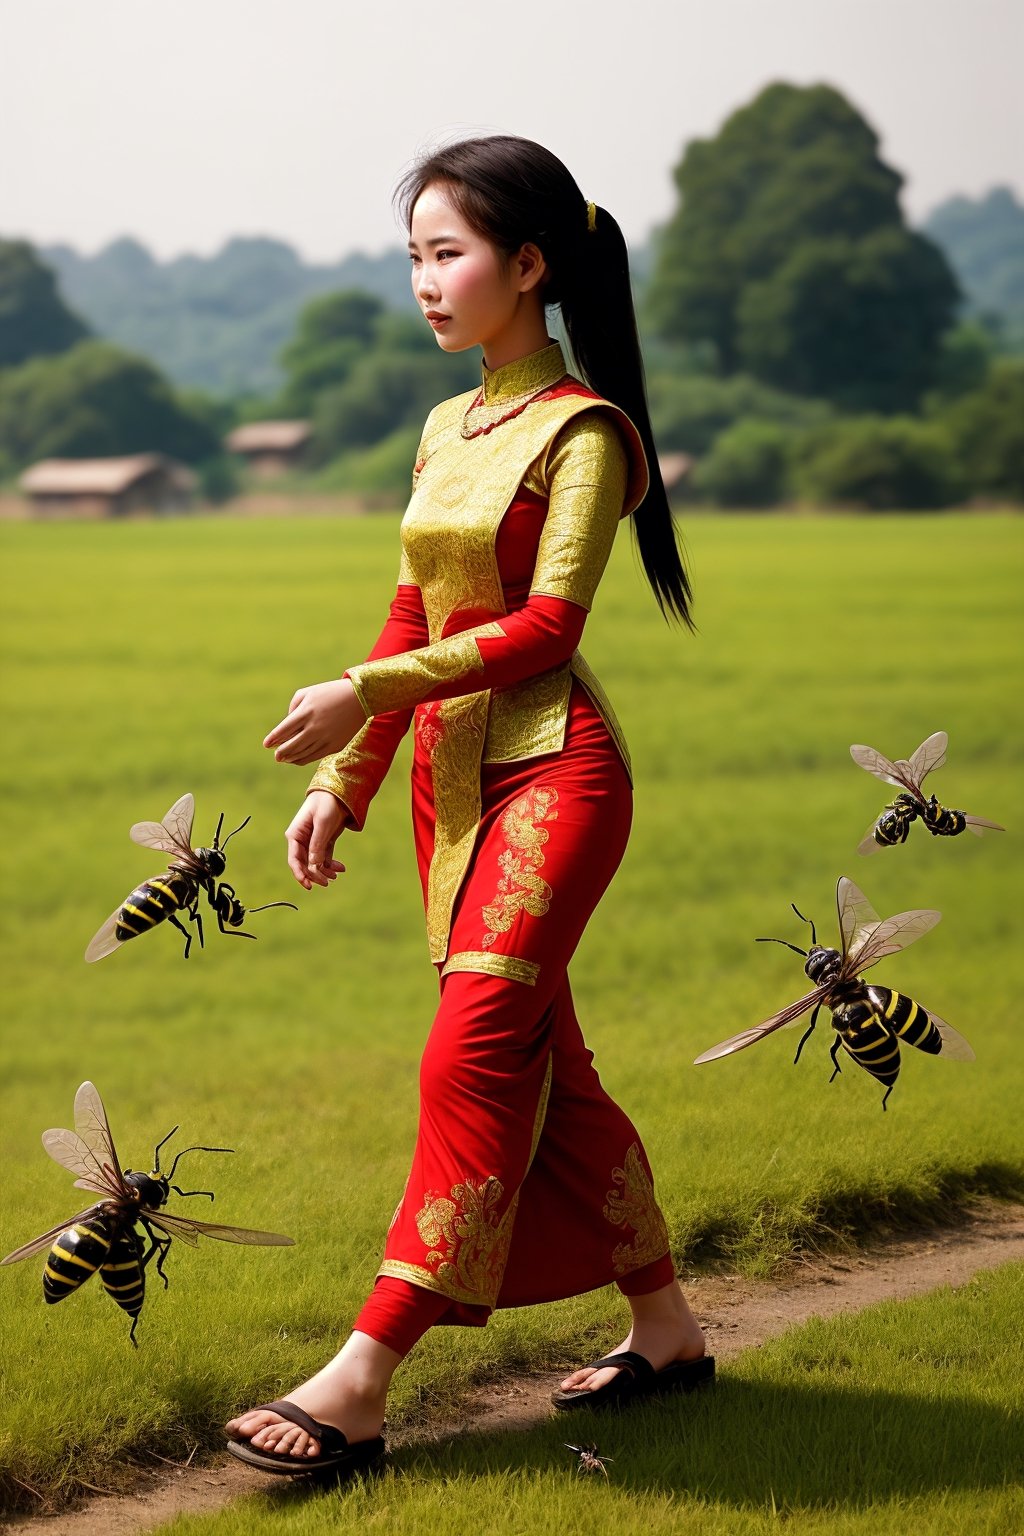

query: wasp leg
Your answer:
[169,905,204,959]
[127,1314,141,1348]
[881,1084,893,1112]
[794,1003,821,1066]
[828,1036,844,1083]
[170,1184,215,1200]
[140,1230,174,1290]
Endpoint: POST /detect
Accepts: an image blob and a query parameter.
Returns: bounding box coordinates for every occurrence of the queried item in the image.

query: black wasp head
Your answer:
[123,1168,170,1208]
[805,945,842,987]
[197,845,227,877]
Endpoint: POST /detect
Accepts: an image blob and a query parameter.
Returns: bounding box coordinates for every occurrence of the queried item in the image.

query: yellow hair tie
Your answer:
[586,200,597,233]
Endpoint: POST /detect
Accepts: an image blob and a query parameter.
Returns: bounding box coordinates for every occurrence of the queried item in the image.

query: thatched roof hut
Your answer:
[225,420,312,476]
[19,455,197,517]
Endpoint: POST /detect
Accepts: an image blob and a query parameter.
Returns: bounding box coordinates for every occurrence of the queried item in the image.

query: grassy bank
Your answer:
[168,1259,1024,1536]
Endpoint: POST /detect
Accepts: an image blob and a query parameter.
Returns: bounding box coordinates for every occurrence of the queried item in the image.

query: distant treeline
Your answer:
[2,81,1022,508]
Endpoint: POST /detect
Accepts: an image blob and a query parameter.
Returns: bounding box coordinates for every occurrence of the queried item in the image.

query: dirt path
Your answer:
[8,1202,1024,1535]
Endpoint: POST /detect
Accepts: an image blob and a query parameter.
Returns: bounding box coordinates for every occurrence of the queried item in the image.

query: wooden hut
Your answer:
[225,420,312,477]
[19,455,197,518]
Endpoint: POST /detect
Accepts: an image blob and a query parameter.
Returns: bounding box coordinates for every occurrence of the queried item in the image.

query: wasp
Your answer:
[565,1443,613,1477]
[86,792,296,961]
[694,877,973,1110]
[1,1082,293,1343]
[851,731,1004,855]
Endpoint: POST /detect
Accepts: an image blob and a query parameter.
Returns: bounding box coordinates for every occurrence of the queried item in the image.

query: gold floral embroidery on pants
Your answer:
[414,1175,513,1306]
[603,1143,670,1276]
[481,786,559,948]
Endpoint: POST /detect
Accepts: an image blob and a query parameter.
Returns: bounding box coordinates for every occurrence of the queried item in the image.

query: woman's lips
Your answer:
[426,312,450,328]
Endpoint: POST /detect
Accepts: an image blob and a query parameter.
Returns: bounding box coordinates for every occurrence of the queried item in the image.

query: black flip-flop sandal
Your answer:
[226,1399,386,1476]
[551,1350,715,1411]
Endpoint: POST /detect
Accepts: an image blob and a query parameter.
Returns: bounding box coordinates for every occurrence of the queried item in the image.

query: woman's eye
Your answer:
[437,250,457,262]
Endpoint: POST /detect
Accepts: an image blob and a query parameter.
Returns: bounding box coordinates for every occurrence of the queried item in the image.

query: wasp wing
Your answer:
[837,877,881,959]
[144,1209,294,1247]
[85,904,125,963]
[130,793,196,858]
[906,731,948,786]
[856,818,884,857]
[851,907,941,974]
[918,1010,975,1063]
[694,987,826,1064]
[850,743,908,790]
[41,1129,124,1200]
[1,1204,105,1265]
[964,814,1005,836]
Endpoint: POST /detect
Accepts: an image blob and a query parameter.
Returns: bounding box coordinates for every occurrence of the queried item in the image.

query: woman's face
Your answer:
[408,183,543,362]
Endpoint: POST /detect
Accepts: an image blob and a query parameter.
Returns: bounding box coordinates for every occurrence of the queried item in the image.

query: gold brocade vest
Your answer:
[404,378,647,964]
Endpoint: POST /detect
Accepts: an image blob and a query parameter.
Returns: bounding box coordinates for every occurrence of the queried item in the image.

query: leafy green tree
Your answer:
[312,349,474,462]
[649,371,833,454]
[693,420,793,507]
[278,291,386,413]
[0,341,218,466]
[647,83,959,408]
[0,240,90,367]
[933,360,1024,501]
[794,416,961,509]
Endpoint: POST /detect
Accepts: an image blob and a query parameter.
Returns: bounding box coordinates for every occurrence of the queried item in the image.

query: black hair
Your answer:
[395,134,695,628]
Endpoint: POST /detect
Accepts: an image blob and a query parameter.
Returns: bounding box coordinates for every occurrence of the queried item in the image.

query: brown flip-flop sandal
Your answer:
[551,1350,715,1410]
[226,1398,386,1476]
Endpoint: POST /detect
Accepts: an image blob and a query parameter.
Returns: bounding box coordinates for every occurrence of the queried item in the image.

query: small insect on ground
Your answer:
[565,1442,613,1476]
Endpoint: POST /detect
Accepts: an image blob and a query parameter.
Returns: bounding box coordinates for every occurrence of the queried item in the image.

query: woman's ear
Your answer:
[515,242,549,294]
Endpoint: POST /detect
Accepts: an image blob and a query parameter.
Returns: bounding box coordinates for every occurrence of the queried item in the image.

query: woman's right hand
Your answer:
[285,792,350,890]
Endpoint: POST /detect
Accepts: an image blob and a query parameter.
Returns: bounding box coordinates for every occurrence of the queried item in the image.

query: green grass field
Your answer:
[161,1261,1024,1536]
[0,510,1021,1520]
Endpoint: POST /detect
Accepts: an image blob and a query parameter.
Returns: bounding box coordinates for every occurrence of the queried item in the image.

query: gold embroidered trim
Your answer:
[483,664,572,763]
[308,713,412,831]
[377,1259,465,1300]
[441,951,541,987]
[481,786,559,948]
[480,342,567,405]
[347,629,487,718]
[379,1058,553,1309]
[603,1144,671,1276]
[413,1174,513,1307]
[425,692,489,963]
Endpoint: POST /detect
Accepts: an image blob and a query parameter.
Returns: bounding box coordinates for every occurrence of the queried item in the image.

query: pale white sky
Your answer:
[3,0,1022,262]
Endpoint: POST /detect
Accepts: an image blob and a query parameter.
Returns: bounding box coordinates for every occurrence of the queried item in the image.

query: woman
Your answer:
[226,135,711,1477]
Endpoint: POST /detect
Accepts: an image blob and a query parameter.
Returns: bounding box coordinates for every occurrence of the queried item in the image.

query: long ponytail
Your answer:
[396,135,695,629]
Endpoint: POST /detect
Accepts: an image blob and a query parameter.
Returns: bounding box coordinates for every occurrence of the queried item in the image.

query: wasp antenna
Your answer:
[246,901,299,914]
[165,1143,234,1180]
[791,904,817,946]
[212,812,226,848]
[152,1124,180,1171]
[220,814,252,850]
[756,936,808,957]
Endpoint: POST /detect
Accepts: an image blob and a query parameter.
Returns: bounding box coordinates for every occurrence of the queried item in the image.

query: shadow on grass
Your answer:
[252,1374,1019,1515]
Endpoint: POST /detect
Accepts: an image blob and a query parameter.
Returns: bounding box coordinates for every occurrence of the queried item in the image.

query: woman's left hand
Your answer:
[263,678,367,765]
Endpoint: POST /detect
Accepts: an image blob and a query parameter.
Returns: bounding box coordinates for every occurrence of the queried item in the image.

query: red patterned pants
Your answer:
[355,683,673,1353]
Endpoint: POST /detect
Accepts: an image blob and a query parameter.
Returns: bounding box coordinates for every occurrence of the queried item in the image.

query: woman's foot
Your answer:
[558,1281,706,1395]
[225,1332,398,1462]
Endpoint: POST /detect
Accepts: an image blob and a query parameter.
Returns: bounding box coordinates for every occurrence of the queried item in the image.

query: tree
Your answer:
[647,83,959,409]
[278,291,386,413]
[0,240,90,367]
[0,341,219,467]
